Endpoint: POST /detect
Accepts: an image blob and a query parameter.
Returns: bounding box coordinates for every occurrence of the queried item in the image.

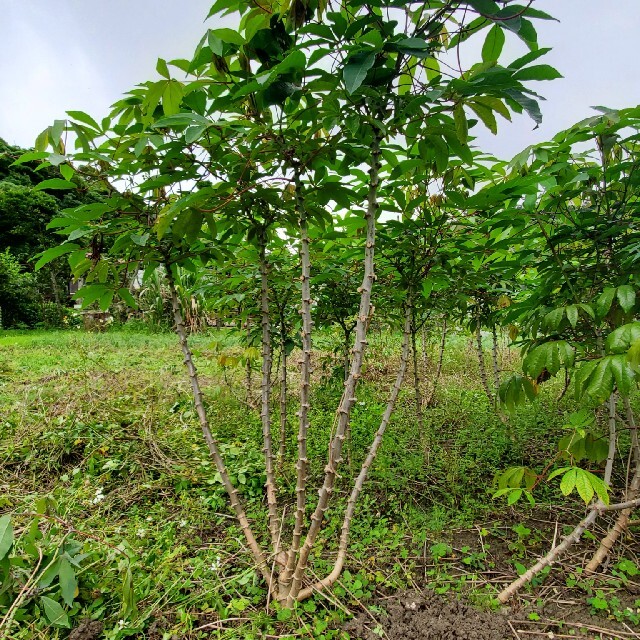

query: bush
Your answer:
[0,250,41,328]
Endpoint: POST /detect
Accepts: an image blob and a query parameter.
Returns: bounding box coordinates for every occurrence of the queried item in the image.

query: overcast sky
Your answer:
[1,1,638,160]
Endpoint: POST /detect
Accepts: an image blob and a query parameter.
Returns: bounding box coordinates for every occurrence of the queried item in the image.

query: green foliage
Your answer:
[0,250,40,327]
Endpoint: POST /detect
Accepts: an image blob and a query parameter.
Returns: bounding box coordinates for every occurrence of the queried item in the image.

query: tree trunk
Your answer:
[491,324,500,396]
[165,265,271,585]
[244,322,254,409]
[285,124,383,605]
[258,232,280,554]
[411,307,424,430]
[281,168,312,591]
[475,321,494,405]
[297,304,412,600]
[278,327,287,469]
[426,318,446,406]
[421,324,430,376]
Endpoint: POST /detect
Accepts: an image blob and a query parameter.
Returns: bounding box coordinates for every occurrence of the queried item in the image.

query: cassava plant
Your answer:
[31,0,557,607]
[471,108,640,602]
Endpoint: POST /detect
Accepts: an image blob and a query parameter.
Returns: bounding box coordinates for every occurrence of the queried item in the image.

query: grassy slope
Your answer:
[0,328,636,639]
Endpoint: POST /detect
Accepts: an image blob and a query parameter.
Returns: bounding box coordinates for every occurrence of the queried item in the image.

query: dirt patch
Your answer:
[68,620,103,640]
[345,590,511,640]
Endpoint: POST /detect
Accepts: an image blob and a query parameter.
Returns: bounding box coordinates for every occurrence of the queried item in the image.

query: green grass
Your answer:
[0,327,634,639]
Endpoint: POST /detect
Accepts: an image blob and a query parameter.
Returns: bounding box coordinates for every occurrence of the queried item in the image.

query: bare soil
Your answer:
[344,588,638,640]
[345,590,511,639]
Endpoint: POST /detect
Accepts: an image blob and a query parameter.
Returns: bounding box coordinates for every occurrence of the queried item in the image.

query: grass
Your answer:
[0,326,637,639]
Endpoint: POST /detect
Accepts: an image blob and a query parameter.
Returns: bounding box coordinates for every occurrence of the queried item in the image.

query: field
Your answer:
[1,327,639,639]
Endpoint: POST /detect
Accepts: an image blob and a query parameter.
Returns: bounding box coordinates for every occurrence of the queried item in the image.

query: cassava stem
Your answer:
[165,265,271,585]
[286,125,383,604]
[281,166,313,590]
[426,318,446,406]
[475,319,494,405]
[257,229,280,554]
[297,303,412,600]
[586,396,639,573]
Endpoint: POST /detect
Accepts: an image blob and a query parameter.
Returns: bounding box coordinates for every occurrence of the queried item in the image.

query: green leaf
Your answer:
[454,103,468,143]
[122,566,136,616]
[152,112,210,128]
[33,178,76,191]
[628,339,640,369]
[507,489,522,505]
[11,151,49,166]
[209,28,245,46]
[463,0,501,15]
[469,101,497,134]
[162,80,184,116]
[566,304,578,328]
[60,164,75,182]
[559,468,577,496]
[58,558,78,607]
[616,285,636,313]
[35,244,81,271]
[587,471,610,504]
[40,596,70,627]
[66,110,101,131]
[343,51,376,94]
[584,433,609,464]
[0,516,13,561]
[394,37,433,59]
[513,64,562,81]
[584,359,614,405]
[118,288,138,310]
[596,287,616,318]
[481,24,505,62]
[156,58,170,79]
[99,289,114,312]
[609,354,635,397]
[575,469,595,504]
[185,124,207,144]
[38,558,61,588]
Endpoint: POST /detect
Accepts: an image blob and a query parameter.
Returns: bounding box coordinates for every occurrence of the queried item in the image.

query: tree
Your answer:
[0,138,104,325]
[33,0,558,606]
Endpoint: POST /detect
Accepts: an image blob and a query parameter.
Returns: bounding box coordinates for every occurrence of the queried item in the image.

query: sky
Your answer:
[1,1,639,161]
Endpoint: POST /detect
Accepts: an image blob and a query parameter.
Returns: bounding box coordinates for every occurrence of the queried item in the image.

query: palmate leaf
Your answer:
[498,374,538,412]
[575,355,637,402]
[523,340,574,379]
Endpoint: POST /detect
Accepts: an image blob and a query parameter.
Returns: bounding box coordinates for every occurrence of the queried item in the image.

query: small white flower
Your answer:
[118,619,125,628]
[179,519,187,528]
[136,528,146,538]
[358,401,365,406]
[91,487,105,504]
[146,516,153,522]
[210,556,221,571]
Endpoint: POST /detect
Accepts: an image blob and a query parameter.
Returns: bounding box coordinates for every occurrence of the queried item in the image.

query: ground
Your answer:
[0,328,638,639]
